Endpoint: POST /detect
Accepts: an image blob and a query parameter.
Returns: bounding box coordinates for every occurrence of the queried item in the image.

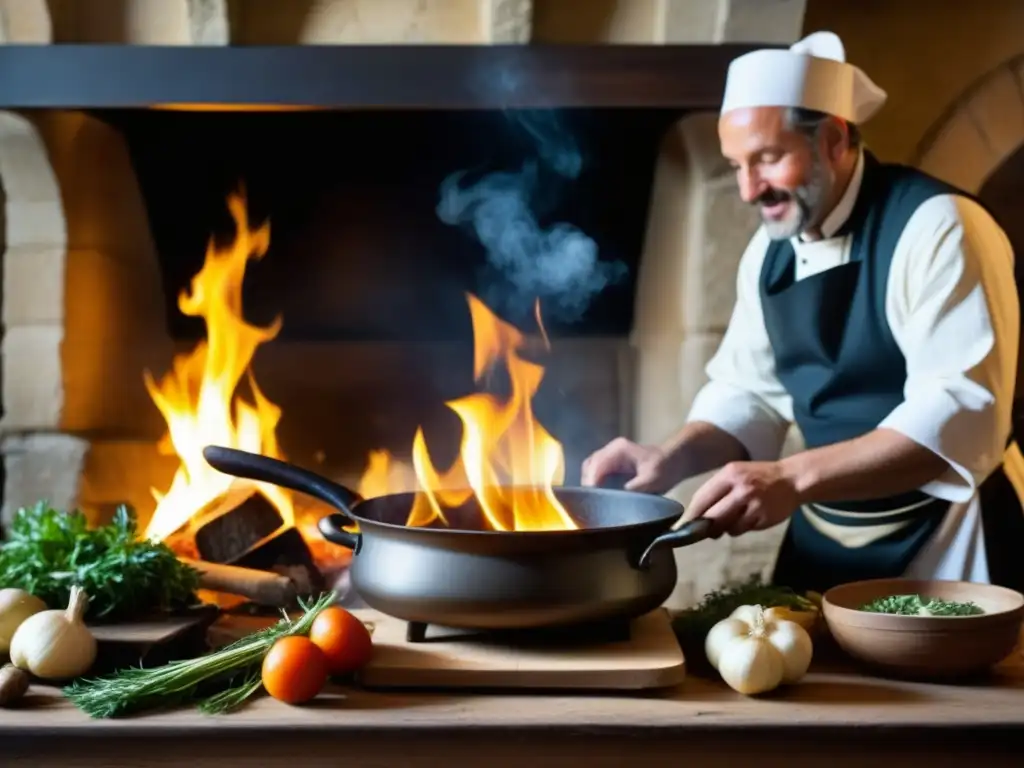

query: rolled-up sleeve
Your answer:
[881,195,1020,503]
[686,229,794,462]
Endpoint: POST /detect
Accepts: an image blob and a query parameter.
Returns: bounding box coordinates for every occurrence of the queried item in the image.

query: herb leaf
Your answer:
[671,573,816,640]
[64,592,336,718]
[0,501,201,620]
[860,593,984,616]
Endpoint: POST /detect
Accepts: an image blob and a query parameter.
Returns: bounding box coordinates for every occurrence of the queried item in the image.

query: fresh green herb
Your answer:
[671,573,817,641]
[860,594,984,617]
[64,591,336,718]
[0,502,201,620]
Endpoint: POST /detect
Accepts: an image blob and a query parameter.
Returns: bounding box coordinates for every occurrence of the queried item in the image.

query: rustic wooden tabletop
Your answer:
[4,653,1024,767]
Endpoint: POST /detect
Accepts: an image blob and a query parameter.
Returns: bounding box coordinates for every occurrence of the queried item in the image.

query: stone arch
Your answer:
[912,54,1024,194]
[911,56,1024,495]
[0,111,68,430]
[0,109,176,523]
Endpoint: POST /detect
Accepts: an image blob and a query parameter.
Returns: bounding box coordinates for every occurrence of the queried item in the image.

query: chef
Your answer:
[582,31,1024,594]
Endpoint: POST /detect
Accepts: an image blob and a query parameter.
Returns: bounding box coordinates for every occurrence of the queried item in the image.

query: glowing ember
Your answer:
[358,294,578,532]
[142,192,296,545]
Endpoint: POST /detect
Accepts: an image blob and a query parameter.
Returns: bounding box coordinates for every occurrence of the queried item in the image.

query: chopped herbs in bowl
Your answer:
[860,594,984,617]
[822,578,1024,679]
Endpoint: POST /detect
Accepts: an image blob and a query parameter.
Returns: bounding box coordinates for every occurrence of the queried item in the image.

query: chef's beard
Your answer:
[756,149,831,241]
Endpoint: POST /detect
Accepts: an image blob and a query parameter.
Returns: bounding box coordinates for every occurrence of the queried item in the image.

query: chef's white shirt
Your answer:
[685,149,1020,581]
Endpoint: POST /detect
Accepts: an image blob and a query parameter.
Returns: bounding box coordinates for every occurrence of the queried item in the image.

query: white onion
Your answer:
[0,589,47,654]
[9,586,97,680]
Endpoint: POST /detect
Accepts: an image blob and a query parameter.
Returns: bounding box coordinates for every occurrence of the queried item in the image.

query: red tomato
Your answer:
[261,636,328,704]
[309,607,374,675]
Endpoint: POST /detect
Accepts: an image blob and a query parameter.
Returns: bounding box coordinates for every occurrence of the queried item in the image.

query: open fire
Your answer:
[358,294,578,532]
[142,192,293,545]
[142,192,576,570]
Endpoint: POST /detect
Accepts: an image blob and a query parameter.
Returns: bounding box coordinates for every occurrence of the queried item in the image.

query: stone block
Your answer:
[1,325,63,432]
[719,0,806,44]
[480,0,532,42]
[1,433,88,529]
[231,0,487,44]
[2,200,67,249]
[660,0,721,44]
[3,245,65,326]
[0,0,52,43]
[187,0,229,44]
[532,0,660,44]
[65,0,193,44]
[0,113,63,205]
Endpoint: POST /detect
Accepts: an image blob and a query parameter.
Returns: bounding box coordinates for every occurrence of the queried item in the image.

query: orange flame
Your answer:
[142,192,294,543]
[359,294,577,532]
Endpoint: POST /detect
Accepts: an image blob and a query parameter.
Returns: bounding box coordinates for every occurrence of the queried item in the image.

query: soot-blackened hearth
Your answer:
[103,108,681,342]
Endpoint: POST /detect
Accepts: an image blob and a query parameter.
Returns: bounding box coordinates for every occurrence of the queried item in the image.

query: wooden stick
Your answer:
[182,558,298,608]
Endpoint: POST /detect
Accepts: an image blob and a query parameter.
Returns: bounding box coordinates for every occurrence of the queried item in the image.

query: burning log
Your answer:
[186,482,325,604]
[230,526,324,596]
[183,559,298,608]
[192,481,285,564]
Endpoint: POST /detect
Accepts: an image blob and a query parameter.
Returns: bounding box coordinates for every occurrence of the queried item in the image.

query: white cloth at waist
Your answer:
[902,495,988,582]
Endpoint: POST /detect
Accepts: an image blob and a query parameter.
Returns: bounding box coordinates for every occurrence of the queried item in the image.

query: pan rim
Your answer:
[337,485,685,538]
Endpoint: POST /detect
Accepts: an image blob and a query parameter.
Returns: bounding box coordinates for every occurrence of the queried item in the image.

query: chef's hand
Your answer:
[682,461,799,537]
[581,437,674,493]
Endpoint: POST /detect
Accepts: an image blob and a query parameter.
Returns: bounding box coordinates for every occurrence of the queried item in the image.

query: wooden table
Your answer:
[4,651,1024,768]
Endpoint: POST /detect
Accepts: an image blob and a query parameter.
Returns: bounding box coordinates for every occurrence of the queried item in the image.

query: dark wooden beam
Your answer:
[0,44,766,110]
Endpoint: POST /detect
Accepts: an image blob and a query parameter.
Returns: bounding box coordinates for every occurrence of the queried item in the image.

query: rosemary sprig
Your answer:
[64,592,336,718]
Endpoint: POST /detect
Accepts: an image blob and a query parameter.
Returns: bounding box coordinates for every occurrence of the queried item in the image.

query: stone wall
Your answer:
[0,0,809,608]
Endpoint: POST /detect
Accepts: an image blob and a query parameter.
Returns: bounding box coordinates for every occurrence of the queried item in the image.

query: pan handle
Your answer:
[202,445,362,551]
[634,518,714,571]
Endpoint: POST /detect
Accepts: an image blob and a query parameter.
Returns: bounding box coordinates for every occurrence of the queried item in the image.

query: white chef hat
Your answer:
[720,31,887,125]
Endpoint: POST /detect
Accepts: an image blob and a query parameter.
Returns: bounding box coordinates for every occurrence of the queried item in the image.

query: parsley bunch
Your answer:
[0,501,201,620]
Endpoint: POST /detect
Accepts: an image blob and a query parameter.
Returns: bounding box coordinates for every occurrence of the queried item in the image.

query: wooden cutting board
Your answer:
[357,609,686,691]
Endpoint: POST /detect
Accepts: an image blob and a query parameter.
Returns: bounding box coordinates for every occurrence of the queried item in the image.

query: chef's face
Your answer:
[718,106,838,240]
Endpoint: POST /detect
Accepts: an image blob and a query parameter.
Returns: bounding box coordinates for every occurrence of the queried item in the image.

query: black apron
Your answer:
[760,152,1024,595]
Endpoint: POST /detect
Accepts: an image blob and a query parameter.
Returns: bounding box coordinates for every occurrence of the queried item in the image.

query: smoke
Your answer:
[435,112,626,326]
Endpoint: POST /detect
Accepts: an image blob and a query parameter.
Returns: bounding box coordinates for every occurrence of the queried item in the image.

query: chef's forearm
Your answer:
[661,421,751,482]
[778,428,950,504]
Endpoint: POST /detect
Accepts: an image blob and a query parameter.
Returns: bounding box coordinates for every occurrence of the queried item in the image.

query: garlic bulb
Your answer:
[704,617,748,670]
[0,589,47,653]
[718,630,785,695]
[705,604,814,695]
[9,586,98,680]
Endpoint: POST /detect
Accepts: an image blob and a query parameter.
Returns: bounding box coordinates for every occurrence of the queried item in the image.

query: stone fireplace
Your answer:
[0,0,810,607]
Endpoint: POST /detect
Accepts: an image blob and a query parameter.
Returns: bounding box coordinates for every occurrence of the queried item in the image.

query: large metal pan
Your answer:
[203,445,711,631]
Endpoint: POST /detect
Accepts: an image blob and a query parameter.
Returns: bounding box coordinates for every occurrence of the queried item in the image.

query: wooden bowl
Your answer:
[822,579,1024,679]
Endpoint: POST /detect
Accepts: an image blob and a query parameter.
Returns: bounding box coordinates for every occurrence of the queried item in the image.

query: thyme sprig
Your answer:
[64,592,337,718]
[671,573,817,640]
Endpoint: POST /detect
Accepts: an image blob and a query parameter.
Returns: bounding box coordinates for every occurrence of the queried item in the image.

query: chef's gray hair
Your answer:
[786,108,862,149]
